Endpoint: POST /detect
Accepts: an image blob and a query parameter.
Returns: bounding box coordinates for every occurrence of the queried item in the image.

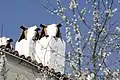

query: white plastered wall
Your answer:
[35,37,66,74]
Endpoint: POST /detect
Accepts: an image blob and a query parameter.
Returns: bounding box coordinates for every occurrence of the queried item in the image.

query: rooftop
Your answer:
[0,46,71,80]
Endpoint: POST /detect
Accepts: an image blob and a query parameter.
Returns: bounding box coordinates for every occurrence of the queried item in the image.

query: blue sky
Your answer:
[0,0,119,41]
[0,0,61,43]
[0,0,97,41]
[0,0,120,48]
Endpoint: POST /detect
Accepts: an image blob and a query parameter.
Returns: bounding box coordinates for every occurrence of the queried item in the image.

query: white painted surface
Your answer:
[15,24,66,73]
[15,40,29,57]
[35,37,66,73]
[35,23,66,73]
[27,25,38,40]
[0,37,7,46]
[46,24,58,37]
[0,37,12,48]
[15,25,38,59]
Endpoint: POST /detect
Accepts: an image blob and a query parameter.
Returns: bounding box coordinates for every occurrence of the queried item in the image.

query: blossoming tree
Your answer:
[38,0,120,79]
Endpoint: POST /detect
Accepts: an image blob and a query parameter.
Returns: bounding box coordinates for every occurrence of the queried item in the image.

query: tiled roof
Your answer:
[0,46,71,80]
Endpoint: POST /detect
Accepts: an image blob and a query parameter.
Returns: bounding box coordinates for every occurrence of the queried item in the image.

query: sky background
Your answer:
[0,0,62,44]
[0,0,119,42]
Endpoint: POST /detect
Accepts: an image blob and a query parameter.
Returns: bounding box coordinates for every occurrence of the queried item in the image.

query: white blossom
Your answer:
[104,68,110,75]
[112,8,118,13]
[116,27,120,32]
[73,21,77,24]
[105,1,108,4]
[61,7,66,12]
[108,52,112,55]
[102,52,107,57]
[79,17,84,21]
[93,10,99,16]
[93,17,98,22]
[76,42,79,46]
[109,38,113,42]
[66,27,72,43]
[105,8,113,17]
[75,19,78,22]
[53,10,58,13]
[100,67,103,70]
[57,13,60,15]
[99,64,101,66]
[81,8,87,15]
[93,23,101,27]
[105,9,111,14]
[61,15,67,20]
[88,10,91,13]
[88,31,94,41]
[93,9,100,23]
[66,20,70,24]
[69,0,77,10]
[87,73,95,80]
[50,12,54,15]
[73,15,76,17]
[75,33,81,41]
[118,0,120,3]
